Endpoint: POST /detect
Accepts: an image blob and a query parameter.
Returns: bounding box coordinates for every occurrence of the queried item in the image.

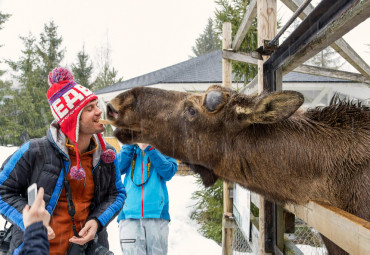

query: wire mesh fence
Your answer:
[232,221,252,255]
[231,214,328,254]
[285,217,328,255]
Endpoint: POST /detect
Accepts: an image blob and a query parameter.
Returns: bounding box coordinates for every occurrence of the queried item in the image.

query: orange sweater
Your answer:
[49,139,96,254]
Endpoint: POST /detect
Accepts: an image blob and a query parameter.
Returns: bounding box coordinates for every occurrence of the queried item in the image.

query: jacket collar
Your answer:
[47,120,104,167]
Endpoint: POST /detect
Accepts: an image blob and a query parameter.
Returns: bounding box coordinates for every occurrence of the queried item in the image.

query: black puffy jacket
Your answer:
[0,122,126,254]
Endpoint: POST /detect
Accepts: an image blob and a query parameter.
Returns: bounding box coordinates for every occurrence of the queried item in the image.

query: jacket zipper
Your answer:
[141,152,144,218]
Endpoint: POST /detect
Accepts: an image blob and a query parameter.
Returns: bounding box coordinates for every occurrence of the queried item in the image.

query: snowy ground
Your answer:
[0,146,221,254]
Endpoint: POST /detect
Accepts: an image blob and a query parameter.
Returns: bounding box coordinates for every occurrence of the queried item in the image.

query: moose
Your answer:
[106,85,369,254]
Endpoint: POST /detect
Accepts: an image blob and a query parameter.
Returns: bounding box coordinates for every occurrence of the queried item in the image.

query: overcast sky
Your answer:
[0,0,369,82]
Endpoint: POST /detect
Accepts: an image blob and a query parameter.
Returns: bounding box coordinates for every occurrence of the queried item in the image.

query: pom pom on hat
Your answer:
[97,133,116,163]
[48,67,74,86]
[70,166,86,181]
[101,149,116,163]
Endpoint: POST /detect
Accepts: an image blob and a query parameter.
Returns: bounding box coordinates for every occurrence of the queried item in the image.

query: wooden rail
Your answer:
[285,201,370,254]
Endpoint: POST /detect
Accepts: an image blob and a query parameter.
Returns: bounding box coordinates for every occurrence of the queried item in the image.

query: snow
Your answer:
[296,245,327,255]
[0,146,221,254]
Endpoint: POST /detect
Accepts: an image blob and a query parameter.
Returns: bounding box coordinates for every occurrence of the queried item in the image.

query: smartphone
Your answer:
[27,183,37,206]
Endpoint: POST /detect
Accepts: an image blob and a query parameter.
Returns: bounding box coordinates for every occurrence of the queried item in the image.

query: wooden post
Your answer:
[257,0,277,94]
[222,21,233,255]
[257,0,277,254]
[223,22,232,89]
[276,205,285,251]
[222,181,234,255]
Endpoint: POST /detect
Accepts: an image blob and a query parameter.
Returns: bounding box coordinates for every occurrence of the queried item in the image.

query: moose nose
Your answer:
[107,103,119,120]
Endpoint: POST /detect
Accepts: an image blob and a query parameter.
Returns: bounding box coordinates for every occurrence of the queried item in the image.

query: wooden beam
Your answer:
[276,66,283,91]
[311,87,332,106]
[330,39,370,81]
[240,75,258,95]
[251,191,261,206]
[293,64,369,83]
[285,201,370,254]
[232,0,258,51]
[284,211,295,234]
[222,51,367,83]
[223,52,367,84]
[280,0,370,80]
[222,50,258,65]
[284,236,304,255]
[280,0,315,20]
[282,0,370,74]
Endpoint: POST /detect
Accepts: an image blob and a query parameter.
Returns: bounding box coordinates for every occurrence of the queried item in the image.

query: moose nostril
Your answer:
[107,104,119,119]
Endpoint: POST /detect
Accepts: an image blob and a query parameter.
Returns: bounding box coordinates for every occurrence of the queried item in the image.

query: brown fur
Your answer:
[108,85,369,254]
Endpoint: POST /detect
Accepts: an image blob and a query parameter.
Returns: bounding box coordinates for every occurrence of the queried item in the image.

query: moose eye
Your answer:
[188,107,196,116]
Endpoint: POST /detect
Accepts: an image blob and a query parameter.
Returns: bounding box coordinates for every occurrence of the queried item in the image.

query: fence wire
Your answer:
[231,214,328,254]
[285,217,328,255]
[232,222,252,255]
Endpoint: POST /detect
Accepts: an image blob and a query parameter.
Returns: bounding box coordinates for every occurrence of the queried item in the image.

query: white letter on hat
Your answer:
[52,98,69,119]
[75,85,93,97]
[63,89,84,110]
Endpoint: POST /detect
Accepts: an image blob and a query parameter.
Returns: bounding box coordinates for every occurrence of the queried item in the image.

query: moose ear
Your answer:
[237,91,304,124]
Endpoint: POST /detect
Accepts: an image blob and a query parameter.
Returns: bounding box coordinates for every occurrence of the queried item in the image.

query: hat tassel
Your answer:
[97,133,116,163]
[70,142,86,181]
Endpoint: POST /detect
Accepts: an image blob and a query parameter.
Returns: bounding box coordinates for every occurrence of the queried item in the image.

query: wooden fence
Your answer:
[221,0,370,254]
[231,185,370,254]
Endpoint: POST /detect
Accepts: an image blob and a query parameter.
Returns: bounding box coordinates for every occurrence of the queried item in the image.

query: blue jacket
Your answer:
[19,222,48,255]
[117,145,177,221]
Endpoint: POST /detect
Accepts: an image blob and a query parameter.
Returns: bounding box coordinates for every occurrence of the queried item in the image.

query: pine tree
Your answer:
[214,0,258,84]
[5,34,47,144]
[92,64,123,90]
[36,20,65,80]
[0,11,11,47]
[0,11,11,76]
[92,43,122,90]
[4,21,64,145]
[0,76,16,145]
[72,45,93,89]
[0,11,17,145]
[190,177,224,244]
[191,18,221,57]
[305,47,344,69]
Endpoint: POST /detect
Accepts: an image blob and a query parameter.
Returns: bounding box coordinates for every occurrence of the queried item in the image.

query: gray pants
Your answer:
[119,219,169,255]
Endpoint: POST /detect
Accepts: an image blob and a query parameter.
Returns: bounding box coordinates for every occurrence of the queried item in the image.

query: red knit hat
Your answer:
[47,67,115,180]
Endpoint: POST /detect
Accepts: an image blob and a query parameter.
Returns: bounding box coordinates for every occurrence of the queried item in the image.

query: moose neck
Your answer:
[213,116,354,205]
